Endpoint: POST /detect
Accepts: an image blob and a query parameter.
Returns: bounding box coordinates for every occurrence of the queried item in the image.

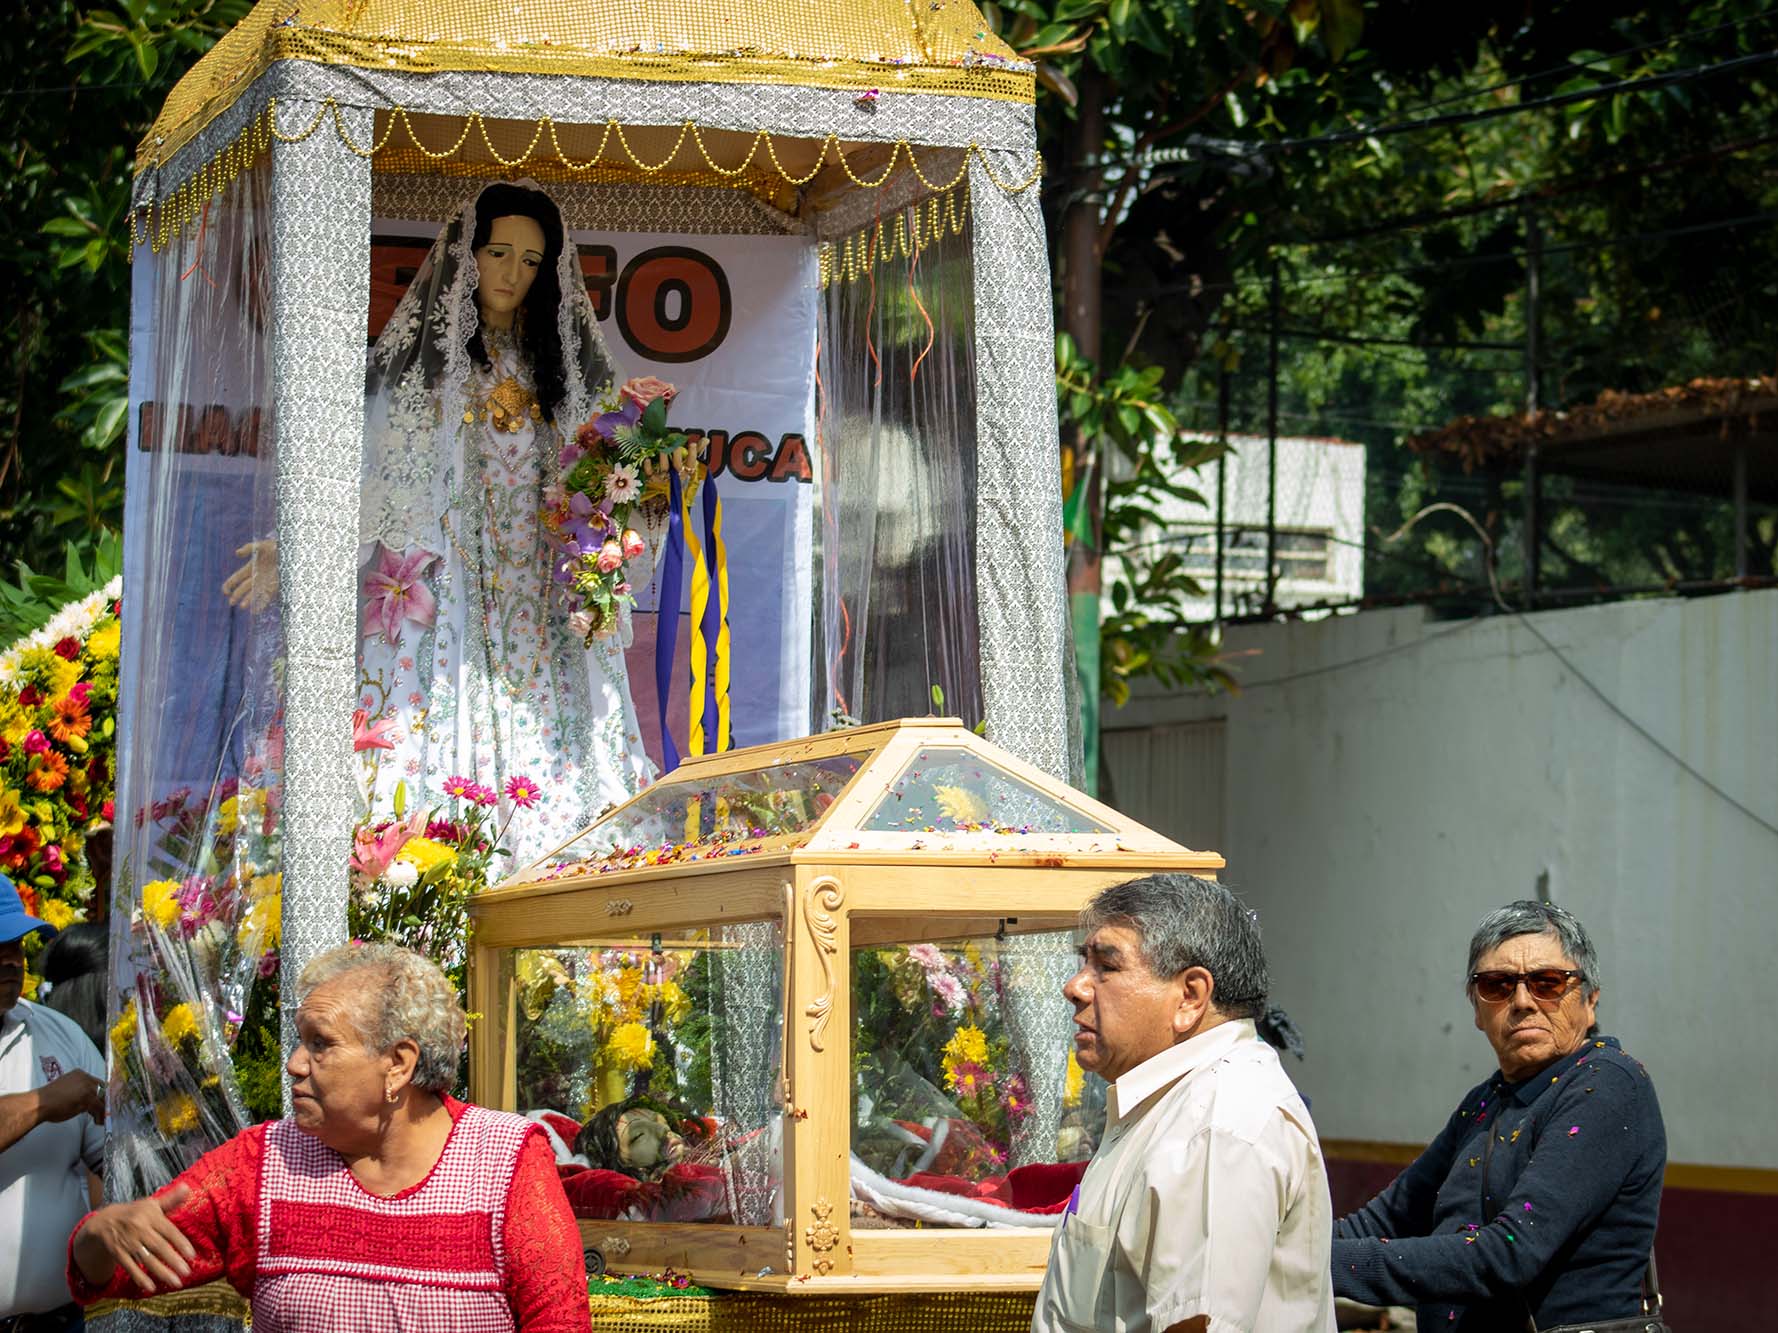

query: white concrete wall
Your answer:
[1102,589,1778,1168]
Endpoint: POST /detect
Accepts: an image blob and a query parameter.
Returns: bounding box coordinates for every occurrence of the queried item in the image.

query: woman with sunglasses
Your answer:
[1331,901,1667,1332]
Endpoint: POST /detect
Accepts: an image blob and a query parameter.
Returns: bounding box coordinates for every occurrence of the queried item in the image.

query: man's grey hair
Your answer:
[297,942,466,1092]
[1080,873,1269,1020]
[1465,900,1602,998]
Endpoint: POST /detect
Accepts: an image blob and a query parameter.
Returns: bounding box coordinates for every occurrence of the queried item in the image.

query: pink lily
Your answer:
[350,811,425,885]
[352,708,399,752]
[362,546,439,643]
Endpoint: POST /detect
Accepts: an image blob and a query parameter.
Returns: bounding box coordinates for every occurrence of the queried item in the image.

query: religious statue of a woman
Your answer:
[228,182,655,860]
[358,180,662,859]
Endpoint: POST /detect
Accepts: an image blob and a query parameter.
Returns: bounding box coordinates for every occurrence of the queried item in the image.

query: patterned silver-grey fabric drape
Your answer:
[1000,931,1080,1168]
[708,919,783,1225]
[269,100,373,1068]
[134,64,1037,208]
[968,149,1069,781]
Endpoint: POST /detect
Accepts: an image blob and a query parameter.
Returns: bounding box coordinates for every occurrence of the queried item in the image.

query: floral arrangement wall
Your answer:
[0,578,121,991]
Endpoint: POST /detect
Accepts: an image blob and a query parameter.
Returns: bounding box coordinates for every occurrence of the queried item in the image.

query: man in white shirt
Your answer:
[1032,873,1335,1333]
[0,872,107,1328]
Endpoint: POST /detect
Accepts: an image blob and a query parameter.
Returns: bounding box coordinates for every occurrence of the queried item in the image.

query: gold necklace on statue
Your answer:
[463,327,542,433]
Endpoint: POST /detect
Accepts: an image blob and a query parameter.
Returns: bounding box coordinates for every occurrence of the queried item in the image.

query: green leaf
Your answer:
[82,396,127,450]
[641,394,669,433]
[1322,0,1364,61]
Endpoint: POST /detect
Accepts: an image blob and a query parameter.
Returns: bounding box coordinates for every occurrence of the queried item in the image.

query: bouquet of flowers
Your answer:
[347,771,547,993]
[545,376,700,642]
[0,579,122,983]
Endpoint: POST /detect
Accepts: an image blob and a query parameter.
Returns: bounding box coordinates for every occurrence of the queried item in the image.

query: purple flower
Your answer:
[592,397,641,440]
[562,490,607,549]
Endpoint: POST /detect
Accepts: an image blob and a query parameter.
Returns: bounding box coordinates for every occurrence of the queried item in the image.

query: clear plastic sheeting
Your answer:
[111,163,284,1196]
[814,204,982,731]
[508,924,785,1225]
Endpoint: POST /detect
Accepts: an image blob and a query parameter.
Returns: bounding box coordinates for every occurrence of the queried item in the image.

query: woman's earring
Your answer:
[385,1085,400,1105]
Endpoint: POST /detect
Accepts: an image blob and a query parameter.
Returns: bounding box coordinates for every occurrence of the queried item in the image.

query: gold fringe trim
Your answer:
[818,187,971,288]
[133,98,1042,254]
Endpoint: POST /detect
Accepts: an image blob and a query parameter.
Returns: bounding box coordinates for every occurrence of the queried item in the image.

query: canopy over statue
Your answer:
[109,0,1071,1248]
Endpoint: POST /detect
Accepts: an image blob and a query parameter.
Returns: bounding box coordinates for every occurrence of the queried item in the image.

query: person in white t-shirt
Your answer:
[0,872,107,1328]
[1031,873,1336,1333]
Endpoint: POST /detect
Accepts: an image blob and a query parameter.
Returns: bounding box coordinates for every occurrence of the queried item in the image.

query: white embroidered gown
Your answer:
[357,336,653,863]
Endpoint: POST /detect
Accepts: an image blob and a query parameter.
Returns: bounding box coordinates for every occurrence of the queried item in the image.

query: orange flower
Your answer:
[28,751,69,793]
[47,695,91,744]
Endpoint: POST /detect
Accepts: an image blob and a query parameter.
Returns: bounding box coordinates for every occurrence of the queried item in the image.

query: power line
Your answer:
[1292,132,1778,246]
[1255,49,1778,155]
[1112,205,1778,300]
[1364,9,1778,125]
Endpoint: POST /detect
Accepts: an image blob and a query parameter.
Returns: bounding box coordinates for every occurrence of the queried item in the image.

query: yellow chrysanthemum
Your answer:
[155,1092,201,1137]
[642,979,692,1027]
[141,879,182,932]
[248,871,281,902]
[0,788,26,839]
[237,893,281,954]
[86,620,121,660]
[21,973,39,1001]
[213,796,240,837]
[17,646,63,680]
[606,1020,656,1071]
[943,1023,991,1069]
[1064,1050,1084,1109]
[934,784,990,825]
[38,898,78,932]
[46,657,82,701]
[394,836,456,878]
[110,999,139,1062]
[161,1003,200,1048]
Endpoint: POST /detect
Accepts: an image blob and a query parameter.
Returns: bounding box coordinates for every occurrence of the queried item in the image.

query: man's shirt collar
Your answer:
[1108,1018,1256,1124]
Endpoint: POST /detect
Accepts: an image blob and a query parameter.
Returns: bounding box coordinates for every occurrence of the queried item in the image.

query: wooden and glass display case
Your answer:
[468,718,1222,1293]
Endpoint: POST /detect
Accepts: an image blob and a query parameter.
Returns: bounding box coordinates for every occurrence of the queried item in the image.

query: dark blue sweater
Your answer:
[1332,1036,1665,1330]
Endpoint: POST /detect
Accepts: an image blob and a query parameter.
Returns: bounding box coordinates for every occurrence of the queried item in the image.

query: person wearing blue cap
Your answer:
[1,871,107,1329]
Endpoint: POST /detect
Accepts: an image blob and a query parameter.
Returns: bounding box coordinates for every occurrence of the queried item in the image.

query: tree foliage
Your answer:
[0,2,245,567]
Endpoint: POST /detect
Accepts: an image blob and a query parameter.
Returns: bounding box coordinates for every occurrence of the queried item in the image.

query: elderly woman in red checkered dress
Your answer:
[67,943,591,1332]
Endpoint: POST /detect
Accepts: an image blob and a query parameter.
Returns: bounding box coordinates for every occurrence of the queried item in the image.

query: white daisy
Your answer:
[604,462,640,506]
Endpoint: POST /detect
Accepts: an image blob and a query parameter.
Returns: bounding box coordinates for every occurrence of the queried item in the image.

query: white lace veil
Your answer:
[360,180,615,556]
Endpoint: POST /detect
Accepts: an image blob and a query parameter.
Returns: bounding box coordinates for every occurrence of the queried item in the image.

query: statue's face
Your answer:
[474,214,546,328]
[617,1107,683,1173]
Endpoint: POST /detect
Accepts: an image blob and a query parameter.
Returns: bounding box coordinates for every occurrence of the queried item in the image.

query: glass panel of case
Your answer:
[850,927,1103,1229]
[858,746,1112,835]
[510,922,785,1225]
[546,753,867,872]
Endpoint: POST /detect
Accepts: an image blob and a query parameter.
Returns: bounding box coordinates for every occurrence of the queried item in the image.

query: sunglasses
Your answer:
[1469,968,1584,1004]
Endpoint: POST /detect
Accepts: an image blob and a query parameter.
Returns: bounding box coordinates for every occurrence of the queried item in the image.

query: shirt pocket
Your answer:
[1037,1216,1116,1333]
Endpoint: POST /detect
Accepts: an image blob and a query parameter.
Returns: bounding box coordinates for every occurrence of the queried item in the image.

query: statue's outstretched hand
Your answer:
[222,539,279,613]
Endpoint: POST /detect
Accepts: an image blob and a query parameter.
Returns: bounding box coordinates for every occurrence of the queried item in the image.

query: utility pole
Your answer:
[1522,202,1542,609]
[1265,258,1280,615]
[1215,365,1230,623]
